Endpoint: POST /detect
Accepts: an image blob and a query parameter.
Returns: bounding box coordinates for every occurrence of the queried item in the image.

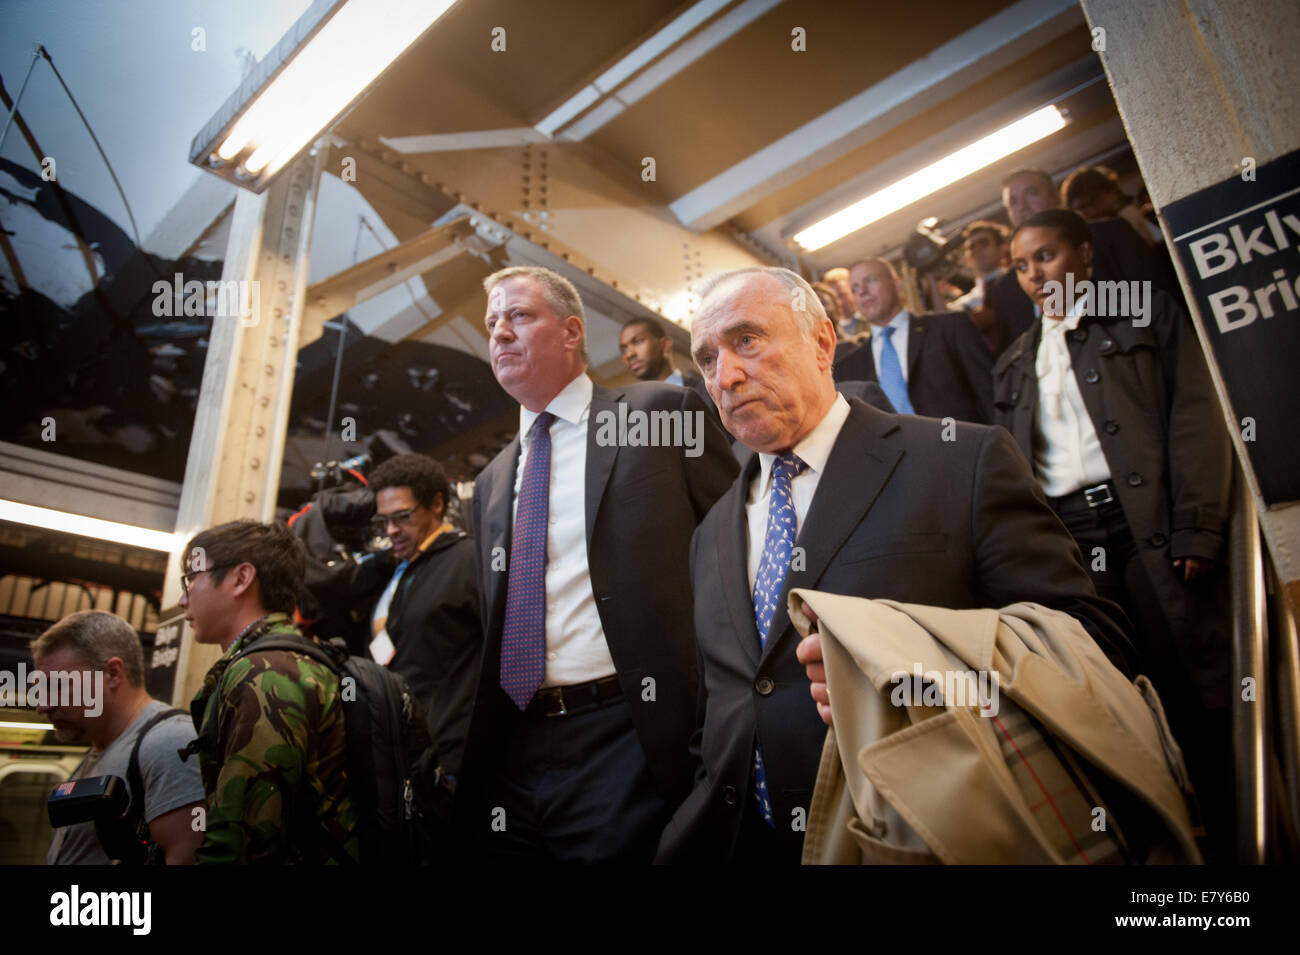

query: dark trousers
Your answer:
[732,788,802,865]
[475,691,669,863]
[1049,491,1235,861]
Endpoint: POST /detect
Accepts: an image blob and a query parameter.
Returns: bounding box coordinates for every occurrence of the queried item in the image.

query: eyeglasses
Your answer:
[180,564,238,596]
[369,507,425,534]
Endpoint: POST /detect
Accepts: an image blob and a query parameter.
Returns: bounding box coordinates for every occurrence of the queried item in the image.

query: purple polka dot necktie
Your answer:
[751,452,807,826]
[500,411,554,709]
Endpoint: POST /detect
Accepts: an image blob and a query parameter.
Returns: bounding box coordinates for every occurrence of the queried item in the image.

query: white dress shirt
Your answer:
[514,372,616,686]
[664,367,685,386]
[745,394,852,592]
[870,310,911,382]
[1032,305,1112,498]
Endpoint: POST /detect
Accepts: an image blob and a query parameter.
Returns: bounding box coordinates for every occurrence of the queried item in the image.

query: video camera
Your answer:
[902,217,967,280]
[47,775,159,865]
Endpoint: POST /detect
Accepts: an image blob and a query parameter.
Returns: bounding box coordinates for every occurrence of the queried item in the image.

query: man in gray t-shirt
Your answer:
[33,611,206,865]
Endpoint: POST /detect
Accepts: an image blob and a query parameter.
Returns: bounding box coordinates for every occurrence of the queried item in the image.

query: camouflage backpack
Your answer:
[217,633,435,864]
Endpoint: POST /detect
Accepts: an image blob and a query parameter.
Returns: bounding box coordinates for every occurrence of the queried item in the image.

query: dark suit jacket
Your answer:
[657,399,1135,863]
[988,216,1181,356]
[681,372,723,427]
[459,379,739,814]
[832,311,994,424]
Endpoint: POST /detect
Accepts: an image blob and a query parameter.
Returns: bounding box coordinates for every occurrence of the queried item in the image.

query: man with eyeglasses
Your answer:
[179,519,358,863]
[365,453,480,782]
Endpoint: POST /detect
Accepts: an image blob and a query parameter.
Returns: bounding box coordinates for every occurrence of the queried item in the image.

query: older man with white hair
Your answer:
[656,266,1135,864]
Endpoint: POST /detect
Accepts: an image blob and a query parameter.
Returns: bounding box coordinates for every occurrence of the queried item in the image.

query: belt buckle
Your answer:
[1084,483,1113,507]
[553,687,567,717]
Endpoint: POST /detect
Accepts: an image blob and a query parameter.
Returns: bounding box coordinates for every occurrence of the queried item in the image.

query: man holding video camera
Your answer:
[34,610,206,865]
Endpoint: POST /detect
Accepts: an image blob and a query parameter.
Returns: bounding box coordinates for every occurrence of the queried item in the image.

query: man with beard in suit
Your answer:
[459,265,737,862]
[619,315,719,423]
[656,266,1134,863]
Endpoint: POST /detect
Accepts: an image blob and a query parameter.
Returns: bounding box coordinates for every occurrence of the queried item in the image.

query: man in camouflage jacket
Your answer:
[180,520,358,864]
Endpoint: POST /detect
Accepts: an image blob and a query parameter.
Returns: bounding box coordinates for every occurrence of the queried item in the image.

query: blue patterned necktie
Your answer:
[877,325,915,414]
[500,411,554,709]
[750,452,808,826]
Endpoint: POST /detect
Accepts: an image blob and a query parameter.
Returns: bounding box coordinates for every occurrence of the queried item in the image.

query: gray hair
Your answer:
[695,267,829,341]
[32,610,146,687]
[483,265,589,365]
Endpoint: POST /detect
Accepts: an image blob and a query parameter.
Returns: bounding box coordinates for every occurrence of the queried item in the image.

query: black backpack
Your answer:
[107,707,190,864]
[223,633,436,865]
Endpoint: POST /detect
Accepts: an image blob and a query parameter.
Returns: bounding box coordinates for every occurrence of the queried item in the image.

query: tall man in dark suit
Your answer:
[987,168,1180,354]
[833,258,994,423]
[460,265,737,862]
[657,267,1135,864]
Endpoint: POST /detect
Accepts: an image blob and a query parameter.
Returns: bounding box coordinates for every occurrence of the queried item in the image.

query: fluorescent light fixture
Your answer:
[792,105,1067,251]
[0,721,55,732]
[194,0,456,191]
[0,500,176,552]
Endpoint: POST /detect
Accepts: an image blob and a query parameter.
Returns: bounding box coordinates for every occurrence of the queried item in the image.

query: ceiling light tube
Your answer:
[792,105,1067,251]
[0,500,176,552]
[197,0,456,190]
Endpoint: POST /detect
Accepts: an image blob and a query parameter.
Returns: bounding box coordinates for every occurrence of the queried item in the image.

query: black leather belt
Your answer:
[527,675,623,718]
[1051,481,1117,511]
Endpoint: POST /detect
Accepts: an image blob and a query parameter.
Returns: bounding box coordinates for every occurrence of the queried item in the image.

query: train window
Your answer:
[0,765,73,865]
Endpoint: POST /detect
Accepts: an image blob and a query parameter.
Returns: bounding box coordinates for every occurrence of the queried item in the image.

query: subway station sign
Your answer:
[145,606,187,705]
[1165,148,1300,505]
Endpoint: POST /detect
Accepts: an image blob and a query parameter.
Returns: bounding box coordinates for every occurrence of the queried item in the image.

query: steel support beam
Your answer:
[168,149,325,706]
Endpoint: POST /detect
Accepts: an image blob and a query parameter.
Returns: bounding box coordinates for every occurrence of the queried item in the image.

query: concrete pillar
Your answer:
[1080,0,1300,611]
[1081,0,1300,863]
[167,149,325,706]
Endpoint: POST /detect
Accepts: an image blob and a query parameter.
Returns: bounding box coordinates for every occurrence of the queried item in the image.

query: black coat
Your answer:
[460,380,739,812]
[381,529,482,776]
[657,398,1135,863]
[988,216,1181,356]
[832,311,994,424]
[991,290,1233,708]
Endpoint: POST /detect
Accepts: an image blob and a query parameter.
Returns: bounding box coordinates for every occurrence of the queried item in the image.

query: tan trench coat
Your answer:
[791,589,1202,864]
